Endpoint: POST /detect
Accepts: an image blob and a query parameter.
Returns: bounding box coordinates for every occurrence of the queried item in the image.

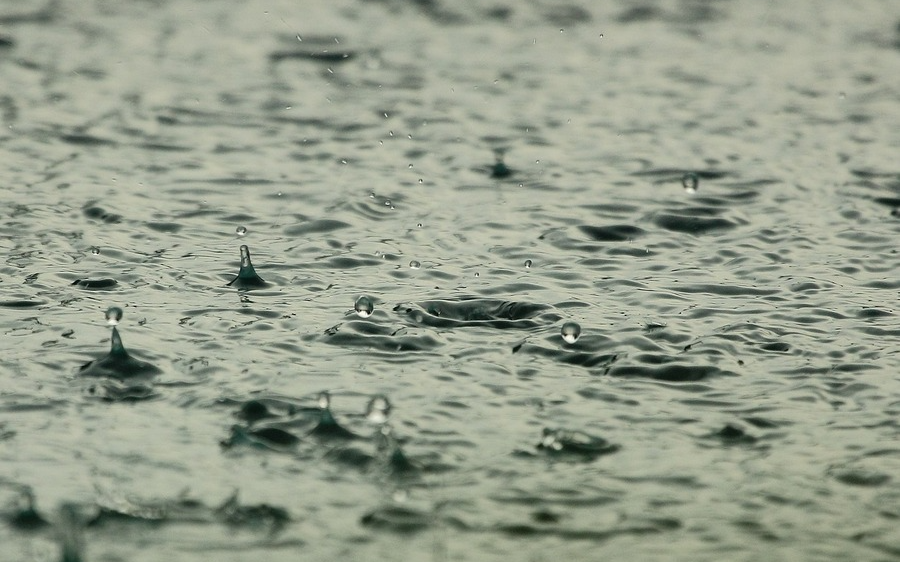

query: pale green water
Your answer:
[1,1,900,560]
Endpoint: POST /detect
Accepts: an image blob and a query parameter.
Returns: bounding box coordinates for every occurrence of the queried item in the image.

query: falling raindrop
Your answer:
[105,306,123,326]
[90,247,100,255]
[561,321,581,344]
[354,296,375,318]
[416,223,423,228]
[682,173,699,194]
[524,259,533,269]
[235,226,247,237]
[409,260,421,269]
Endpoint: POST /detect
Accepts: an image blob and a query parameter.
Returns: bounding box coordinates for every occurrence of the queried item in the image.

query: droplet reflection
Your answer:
[682,172,699,194]
[354,296,374,318]
[105,306,123,326]
[561,321,581,344]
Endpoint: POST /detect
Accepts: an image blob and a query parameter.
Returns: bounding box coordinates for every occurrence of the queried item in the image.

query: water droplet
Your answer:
[524,259,533,268]
[561,321,581,344]
[317,391,331,410]
[296,34,303,42]
[416,223,423,228]
[408,163,413,169]
[682,172,699,194]
[235,226,247,236]
[409,260,421,269]
[366,395,391,424]
[90,247,100,255]
[354,296,375,318]
[417,178,423,184]
[105,306,123,326]
[384,199,392,207]
[474,272,480,278]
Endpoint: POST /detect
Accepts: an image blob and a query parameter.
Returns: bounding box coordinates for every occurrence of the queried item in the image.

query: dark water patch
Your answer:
[0,299,44,308]
[857,307,893,319]
[82,204,122,224]
[517,341,620,370]
[268,49,355,64]
[653,210,738,235]
[322,320,443,353]
[145,222,183,233]
[360,505,433,534]
[72,278,119,291]
[88,380,156,402]
[534,428,620,460]
[828,468,891,487]
[495,518,681,541]
[664,283,778,297]
[394,298,553,330]
[704,423,758,446]
[221,425,301,451]
[610,361,733,382]
[759,342,790,353]
[578,224,645,242]
[60,133,116,146]
[283,219,351,236]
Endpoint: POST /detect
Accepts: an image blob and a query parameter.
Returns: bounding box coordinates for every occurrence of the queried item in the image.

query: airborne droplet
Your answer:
[524,259,533,269]
[681,172,699,194]
[105,306,123,326]
[235,226,247,236]
[354,296,375,318]
[90,247,101,255]
[561,321,581,344]
[409,260,421,269]
[366,395,392,424]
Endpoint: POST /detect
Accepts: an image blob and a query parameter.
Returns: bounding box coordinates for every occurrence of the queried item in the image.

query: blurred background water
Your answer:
[1,0,899,560]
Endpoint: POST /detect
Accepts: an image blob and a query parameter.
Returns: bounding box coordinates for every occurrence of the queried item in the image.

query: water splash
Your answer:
[227,245,269,289]
[309,392,357,439]
[78,308,162,381]
[490,149,513,179]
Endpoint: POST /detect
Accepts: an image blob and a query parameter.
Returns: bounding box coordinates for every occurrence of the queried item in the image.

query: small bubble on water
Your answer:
[561,321,581,344]
[366,395,391,424]
[682,172,699,194]
[105,306,123,326]
[409,260,421,269]
[90,247,100,255]
[235,226,247,236]
[524,259,533,269]
[354,295,375,318]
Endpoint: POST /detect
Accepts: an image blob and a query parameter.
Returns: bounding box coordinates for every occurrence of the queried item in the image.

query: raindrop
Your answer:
[474,272,480,278]
[317,391,331,410]
[561,321,581,344]
[384,199,392,207]
[105,306,123,326]
[681,172,699,194]
[354,295,375,318]
[409,260,421,269]
[366,395,391,424]
[416,223,423,228]
[90,247,100,255]
[524,259,533,269]
[417,178,423,184]
[235,226,247,237]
